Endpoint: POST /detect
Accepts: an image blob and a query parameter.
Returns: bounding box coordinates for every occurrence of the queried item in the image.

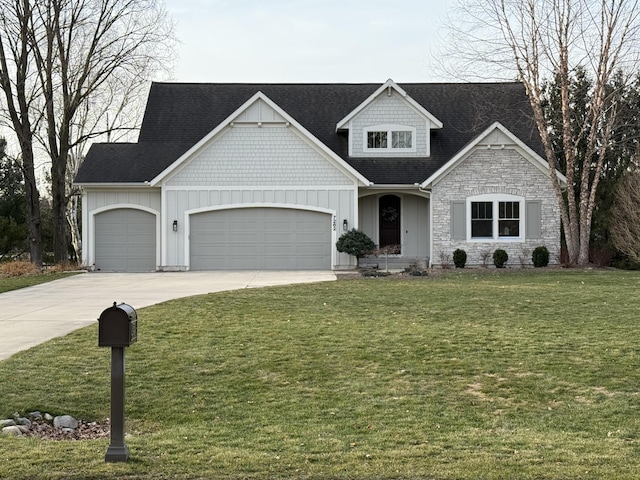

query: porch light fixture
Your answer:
[172,220,178,232]
[343,219,348,231]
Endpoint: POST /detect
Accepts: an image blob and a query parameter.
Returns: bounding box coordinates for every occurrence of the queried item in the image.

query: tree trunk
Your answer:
[66,194,81,262]
[21,148,43,267]
[52,151,68,263]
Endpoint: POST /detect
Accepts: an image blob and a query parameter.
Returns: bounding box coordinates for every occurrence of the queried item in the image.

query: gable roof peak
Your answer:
[382,78,406,97]
[336,79,442,131]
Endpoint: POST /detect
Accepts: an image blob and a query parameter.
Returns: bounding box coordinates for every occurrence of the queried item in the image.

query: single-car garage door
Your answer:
[94,209,156,272]
[190,208,331,270]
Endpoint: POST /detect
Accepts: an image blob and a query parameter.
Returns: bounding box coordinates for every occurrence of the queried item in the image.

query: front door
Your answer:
[379,195,401,253]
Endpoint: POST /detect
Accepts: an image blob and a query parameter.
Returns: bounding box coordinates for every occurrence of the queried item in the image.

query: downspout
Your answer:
[418,185,432,268]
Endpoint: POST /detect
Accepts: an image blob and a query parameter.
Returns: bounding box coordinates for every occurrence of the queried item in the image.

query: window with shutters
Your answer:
[467,194,524,241]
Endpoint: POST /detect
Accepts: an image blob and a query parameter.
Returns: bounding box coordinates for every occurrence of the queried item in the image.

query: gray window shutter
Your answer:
[451,201,466,240]
[526,201,542,239]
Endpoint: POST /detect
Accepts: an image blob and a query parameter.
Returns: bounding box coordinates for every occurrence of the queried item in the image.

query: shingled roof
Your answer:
[75,82,543,185]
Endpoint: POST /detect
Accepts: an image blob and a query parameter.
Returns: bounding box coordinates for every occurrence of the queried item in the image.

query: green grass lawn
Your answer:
[0,271,80,294]
[1,270,640,479]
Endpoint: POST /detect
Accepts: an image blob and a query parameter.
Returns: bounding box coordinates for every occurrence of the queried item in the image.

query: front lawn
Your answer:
[1,270,639,479]
[0,271,80,294]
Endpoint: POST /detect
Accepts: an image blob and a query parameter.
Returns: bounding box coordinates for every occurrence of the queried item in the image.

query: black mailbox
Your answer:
[98,302,137,347]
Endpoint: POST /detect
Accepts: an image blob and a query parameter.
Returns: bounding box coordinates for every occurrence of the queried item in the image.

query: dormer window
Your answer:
[364,125,416,153]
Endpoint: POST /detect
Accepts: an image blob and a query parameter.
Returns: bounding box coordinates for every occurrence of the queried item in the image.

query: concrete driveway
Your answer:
[0,271,336,361]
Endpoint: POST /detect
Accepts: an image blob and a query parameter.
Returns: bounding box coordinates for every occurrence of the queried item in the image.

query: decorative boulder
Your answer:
[53,415,78,429]
[2,426,23,437]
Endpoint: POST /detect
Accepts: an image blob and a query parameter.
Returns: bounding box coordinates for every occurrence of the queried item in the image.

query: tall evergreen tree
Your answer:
[0,138,27,257]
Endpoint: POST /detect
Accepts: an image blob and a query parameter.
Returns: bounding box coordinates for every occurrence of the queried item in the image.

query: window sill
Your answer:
[467,237,524,243]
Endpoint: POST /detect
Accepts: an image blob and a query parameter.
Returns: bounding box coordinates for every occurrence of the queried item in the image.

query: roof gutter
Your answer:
[73,182,152,188]
[365,183,430,192]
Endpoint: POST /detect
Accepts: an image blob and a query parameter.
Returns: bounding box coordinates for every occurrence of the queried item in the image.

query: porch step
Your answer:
[359,256,428,270]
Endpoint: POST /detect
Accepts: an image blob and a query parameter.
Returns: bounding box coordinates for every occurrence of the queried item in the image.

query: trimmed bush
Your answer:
[493,249,508,268]
[531,246,550,268]
[336,229,375,267]
[452,248,467,268]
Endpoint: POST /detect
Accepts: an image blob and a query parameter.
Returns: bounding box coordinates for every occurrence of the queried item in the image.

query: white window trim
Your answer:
[466,193,524,242]
[363,124,417,153]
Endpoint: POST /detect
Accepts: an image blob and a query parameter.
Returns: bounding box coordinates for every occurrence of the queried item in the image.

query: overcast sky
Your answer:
[164,0,453,83]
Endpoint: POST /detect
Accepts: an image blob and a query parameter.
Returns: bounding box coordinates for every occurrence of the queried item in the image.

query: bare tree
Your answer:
[64,73,150,260]
[32,0,174,263]
[610,165,640,264]
[442,0,640,266]
[0,0,174,265]
[0,0,44,266]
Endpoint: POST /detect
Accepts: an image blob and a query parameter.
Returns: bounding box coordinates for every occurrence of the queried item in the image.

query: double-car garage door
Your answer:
[190,208,331,270]
[94,207,332,271]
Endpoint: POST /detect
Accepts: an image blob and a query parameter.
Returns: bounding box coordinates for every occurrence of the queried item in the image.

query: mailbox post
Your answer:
[98,302,137,463]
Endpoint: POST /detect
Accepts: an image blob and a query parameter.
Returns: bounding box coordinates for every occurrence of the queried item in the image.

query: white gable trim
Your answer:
[149,91,371,187]
[336,79,443,131]
[420,122,568,188]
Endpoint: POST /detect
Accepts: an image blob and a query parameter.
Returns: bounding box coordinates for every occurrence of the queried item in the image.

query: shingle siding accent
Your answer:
[350,92,428,157]
[431,147,560,266]
[166,125,353,187]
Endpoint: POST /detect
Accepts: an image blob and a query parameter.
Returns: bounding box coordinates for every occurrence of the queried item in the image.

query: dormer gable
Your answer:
[336,79,443,158]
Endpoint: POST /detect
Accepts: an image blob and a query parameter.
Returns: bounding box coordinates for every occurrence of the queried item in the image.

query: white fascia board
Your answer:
[364,184,423,190]
[419,122,567,188]
[335,79,443,131]
[150,91,371,187]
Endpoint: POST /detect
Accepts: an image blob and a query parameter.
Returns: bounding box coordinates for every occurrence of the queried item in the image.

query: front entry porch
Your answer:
[357,189,430,269]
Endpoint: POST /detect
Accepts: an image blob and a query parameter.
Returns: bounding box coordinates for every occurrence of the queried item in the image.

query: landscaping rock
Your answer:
[16,417,31,428]
[53,415,78,429]
[29,411,42,420]
[1,412,109,440]
[2,426,23,437]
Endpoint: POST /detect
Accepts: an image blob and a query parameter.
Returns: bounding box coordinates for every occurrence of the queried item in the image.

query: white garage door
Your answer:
[94,209,156,272]
[190,208,331,270]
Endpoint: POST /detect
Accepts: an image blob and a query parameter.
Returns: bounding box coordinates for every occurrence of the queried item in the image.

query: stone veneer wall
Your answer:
[431,147,561,267]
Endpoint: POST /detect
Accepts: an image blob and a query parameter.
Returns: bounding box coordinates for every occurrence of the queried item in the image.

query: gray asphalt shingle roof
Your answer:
[75,82,543,185]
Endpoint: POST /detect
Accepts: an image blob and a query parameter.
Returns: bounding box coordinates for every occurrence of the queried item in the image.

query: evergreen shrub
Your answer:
[493,249,508,268]
[531,246,550,268]
[452,249,467,268]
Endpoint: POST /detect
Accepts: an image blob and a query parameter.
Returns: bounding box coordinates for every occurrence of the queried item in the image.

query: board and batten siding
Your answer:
[163,188,355,269]
[431,147,560,267]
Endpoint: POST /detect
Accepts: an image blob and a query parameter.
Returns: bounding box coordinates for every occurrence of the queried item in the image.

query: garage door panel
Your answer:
[264,245,292,255]
[95,209,156,272]
[190,208,331,270]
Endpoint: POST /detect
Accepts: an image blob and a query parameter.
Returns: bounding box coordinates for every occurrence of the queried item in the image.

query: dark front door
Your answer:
[379,195,401,253]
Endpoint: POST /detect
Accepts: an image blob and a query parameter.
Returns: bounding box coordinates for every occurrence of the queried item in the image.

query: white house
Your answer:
[74,79,562,271]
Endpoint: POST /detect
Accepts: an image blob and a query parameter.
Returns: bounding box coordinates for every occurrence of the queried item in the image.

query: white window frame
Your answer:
[466,193,524,242]
[363,124,416,153]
